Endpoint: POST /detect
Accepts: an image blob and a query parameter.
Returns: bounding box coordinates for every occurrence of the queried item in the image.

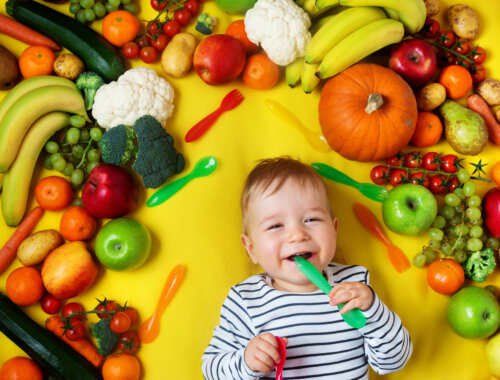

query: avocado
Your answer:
[0,45,20,91]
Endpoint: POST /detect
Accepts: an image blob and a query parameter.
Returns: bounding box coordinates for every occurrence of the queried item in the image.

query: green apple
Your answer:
[214,0,257,14]
[95,218,152,271]
[446,286,500,339]
[382,183,437,235]
[487,332,500,377]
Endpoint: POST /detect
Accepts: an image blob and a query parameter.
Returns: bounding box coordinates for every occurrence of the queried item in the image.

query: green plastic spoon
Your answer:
[294,255,366,329]
[147,156,218,207]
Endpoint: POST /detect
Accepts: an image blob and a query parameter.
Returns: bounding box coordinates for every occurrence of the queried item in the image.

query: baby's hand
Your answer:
[244,333,288,374]
[329,281,374,314]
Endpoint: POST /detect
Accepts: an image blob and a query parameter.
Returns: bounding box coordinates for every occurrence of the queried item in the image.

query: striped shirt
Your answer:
[202,263,412,380]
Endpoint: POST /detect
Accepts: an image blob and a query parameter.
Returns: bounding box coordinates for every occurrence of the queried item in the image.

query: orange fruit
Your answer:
[438,64,473,99]
[427,258,464,295]
[35,176,73,211]
[102,10,140,47]
[0,357,43,380]
[225,19,259,55]
[102,354,141,380]
[6,267,45,306]
[18,45,56,78]
[59,206,97,241]
[492,161,500,186]
[411,111,443,147]
[242,53,280,90]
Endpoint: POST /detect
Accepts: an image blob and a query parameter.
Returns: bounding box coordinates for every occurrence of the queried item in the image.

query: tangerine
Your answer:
[35,176,73,211]
[411,111,443,147]
[242,53,280,90]
[6,267,45,306]
[427,258,465,295]
[0,357,43,380]
[102,354,141,380]
[59,206,97,241]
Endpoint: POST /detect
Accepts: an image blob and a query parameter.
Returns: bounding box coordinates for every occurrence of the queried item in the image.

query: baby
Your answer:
[202,157,412,379]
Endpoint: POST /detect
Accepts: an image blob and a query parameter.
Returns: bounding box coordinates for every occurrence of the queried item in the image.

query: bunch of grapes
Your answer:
[43,115,103,188]
[413,169,500,267]
[69,0,138,24]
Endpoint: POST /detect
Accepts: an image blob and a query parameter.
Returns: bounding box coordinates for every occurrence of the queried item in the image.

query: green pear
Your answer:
[486,332,500,377]
[439,99,488,155]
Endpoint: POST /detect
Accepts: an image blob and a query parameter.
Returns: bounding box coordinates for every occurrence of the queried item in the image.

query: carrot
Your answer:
[467,94,500,146]
[45,316,105,368]
[0,14,60,51]
[0,206,44,274]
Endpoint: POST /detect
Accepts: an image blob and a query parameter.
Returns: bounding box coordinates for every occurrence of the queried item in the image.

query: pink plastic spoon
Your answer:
[275,336,286,380]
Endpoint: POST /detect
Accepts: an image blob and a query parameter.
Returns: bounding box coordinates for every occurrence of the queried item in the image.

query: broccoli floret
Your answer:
[99,124,137,165]
[90,318,119,356]
[463,247,497,283]
[195,13,216,35]
[132,115,185,189]
[76,71,105,111]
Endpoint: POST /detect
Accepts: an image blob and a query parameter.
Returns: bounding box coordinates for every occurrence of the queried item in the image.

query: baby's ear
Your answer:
[241,234,258,264]
[332,216,338,232]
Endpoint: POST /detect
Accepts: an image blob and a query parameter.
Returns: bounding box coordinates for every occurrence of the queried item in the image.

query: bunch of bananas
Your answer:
[0,76,89,226]
[289,0,426,93]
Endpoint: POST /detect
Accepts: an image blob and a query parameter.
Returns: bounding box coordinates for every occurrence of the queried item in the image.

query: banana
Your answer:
[339,0,426,34]
[301,62,320,94]
[305,6,387,64]
[0,85,89,172]
[2,112,69,227]
[315,0,341,10]
[297,0,339,17]
[317,18,404,79]
[286,58,305,88]
[0,75,77,124]
[383,7,400,21]
[0,173,3,192]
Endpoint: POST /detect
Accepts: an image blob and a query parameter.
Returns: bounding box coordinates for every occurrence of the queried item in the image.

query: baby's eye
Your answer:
[305,217,321,223]
[267,223,282,230]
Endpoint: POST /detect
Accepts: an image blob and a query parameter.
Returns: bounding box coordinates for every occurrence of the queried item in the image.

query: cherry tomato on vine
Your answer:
[389,169,407,187]
[123,307,139,325]
[147,20,161,37]
[386,155,402,167]
[62,302,85,321]
[118,331,141,354]
[471,46,487,64]
[370,165,389,185]
[453,38,471,55]
[441,154,459,173]
[423,19,440,39]
[429,174,447,194]
[122,42,140,59]
[137,37,150,49]
[40,293,62,315]
[404,151,423,169]
[162,19,181,37]
[471,64,486,83]
[184,0,199,16]
[422,152,441,171]
[96,300,119,319]
[447,176,460,192]
[410,172,430,188]
[140,46,158,63]
[437,30,456,48]
[152,33,169,52]
[174,8,191,26]
[66,320,86,341]
[110,312,132,334]
[150,0,166,11]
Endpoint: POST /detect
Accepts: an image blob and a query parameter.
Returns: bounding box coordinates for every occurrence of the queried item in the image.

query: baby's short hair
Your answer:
[241,156,331,232]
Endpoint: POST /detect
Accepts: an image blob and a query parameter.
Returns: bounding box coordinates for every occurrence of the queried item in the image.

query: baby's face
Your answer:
[241,178,338,293]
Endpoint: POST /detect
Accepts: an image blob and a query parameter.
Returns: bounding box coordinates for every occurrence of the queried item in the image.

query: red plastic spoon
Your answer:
[275,336,286,380]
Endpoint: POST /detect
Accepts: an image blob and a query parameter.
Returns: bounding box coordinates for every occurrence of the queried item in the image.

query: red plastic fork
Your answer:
[185,89,244,142]
[275,336,286,380]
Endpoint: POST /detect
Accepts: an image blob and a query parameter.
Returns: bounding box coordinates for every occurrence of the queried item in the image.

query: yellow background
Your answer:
[1,0,500,379]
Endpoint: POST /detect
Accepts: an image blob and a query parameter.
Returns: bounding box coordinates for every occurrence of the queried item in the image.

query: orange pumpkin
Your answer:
[318,63,418,162]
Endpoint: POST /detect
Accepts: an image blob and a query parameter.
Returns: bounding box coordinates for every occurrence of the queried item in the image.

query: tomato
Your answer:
[403,151,423,169]
[453,38,471,55]
[110,312,132,334]
[152,33,169,52]
[150,0,166,11]
[65,320,86,341]
[422,152,441,171]
[62,302,85,321]
[117,331,141,354]
[429,174,447,194]
[441,154,459,173]
[122,42,140,59]
[437,30,456,48]
[96,299,119,319]
[184,0,199,16]
[386,154,402,167]
[471,46,486,64]
[123,307,139,325]
[40,293,62,315]
[423,19,440,39]
[370,165,390,185]
[140,46,158,63]
[446,176,460,192]
[471,64,486,84]
[174,8,191,26]
[389,169,407,187]
[146,20,161,37]
[410,172,430,188]
[162,19,181,37]
[102,10,140,47]
[137,37,150,49]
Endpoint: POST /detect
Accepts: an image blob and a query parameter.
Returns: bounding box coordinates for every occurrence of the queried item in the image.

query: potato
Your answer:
[17,229,63,266]
[161,33,197,78]
[496,107,500,123]
[424,0,440,18]
[447,4,479,40]
[53,54,85,80]
[476,78,500,106]
[416,83,447,111]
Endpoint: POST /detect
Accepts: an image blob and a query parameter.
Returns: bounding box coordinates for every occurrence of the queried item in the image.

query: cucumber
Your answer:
[0,293,103,380]
[6,0,125,81]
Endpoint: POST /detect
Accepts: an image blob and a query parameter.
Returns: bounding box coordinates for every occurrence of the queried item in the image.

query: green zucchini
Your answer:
[0,293,102,380]
[6,0,125,81]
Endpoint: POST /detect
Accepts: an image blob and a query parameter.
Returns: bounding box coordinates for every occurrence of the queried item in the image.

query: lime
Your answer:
[214,0,257,14]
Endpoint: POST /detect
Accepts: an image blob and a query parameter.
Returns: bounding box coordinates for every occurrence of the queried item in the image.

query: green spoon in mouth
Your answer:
[294,255,366,329]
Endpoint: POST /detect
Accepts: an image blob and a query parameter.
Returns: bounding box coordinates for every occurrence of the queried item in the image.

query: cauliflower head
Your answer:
[245,0,311,66]
[92,67,175,130]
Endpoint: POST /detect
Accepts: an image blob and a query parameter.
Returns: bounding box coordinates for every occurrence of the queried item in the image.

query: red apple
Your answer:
[193,34,246,85]
[483,187,500,237]
[82,164,137,219]
[42,241,98,299]
[388,38,437,88]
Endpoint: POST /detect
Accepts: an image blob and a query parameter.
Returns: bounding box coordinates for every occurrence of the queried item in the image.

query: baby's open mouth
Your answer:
[287,252,313,261]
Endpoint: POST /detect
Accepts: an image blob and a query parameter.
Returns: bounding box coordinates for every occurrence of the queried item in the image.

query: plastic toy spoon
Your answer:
[294,256,366,329]
[265,99,330,153]
[275,336,286,380]
[147,156,217,207]
[139,264,184,344]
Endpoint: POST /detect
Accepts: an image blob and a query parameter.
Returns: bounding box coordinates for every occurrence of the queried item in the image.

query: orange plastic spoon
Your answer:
[139,264,185,344]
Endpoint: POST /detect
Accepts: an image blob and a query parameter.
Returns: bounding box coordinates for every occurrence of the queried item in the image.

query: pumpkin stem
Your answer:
[365,93,384,114]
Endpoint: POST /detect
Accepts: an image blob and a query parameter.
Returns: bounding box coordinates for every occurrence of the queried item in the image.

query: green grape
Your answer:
[467,195,481,208]
[450,214,463,226]
[467,237,483,252]
[63,162,75,177]
[108,0,121,7]
[455,237,467,249]
[457,169,470,183]
[66,127,81,144]
[83,8,95,22]
[469,225,483,238]
[69,115,86,128]
[441,241,453,255]
[93,2,106,17]
[428,240,441,250]
[480,233,488,243]
[86,161,99,175]
[123,3,138,13]
[453,187,466,199]
[428,227,444,241]
[90,127,102,141]
[49,153,62,165]
[80,0,95,8]
[439,204,456,220]
[72,197,84,207]
[70,0,80,4]
[432,215,446,229]
[486,237,500,250]
[76,9,87,23]
[444,193,461,207]
[412,253,427,268]
[121,0,131,4]
[45,141,59,154]
[79,129,90,142]
[424,249,437,264]
[71,169,85,186]
[69,3,81,14]
[105,2,119,12]
[455,224,469,236]
[463,181,476,197]
[72,145,85,159]
[470,217,483,226]
[53,158,67,172]
[466,207,481,221]
[454,250,467,263]
[87,148,100,162]
[43,155,53,170]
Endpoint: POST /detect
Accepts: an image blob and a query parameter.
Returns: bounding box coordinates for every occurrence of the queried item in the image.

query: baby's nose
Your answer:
[288,225,310,242]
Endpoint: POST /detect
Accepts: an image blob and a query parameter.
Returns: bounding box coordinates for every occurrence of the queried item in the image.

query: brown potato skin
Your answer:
[447,4,479,40]
[161,33,197,78]
[476,78,500,106]
[424,0,440,18]
[417,83,447,111]
[53,54,85,81]
[17,229,64,266]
